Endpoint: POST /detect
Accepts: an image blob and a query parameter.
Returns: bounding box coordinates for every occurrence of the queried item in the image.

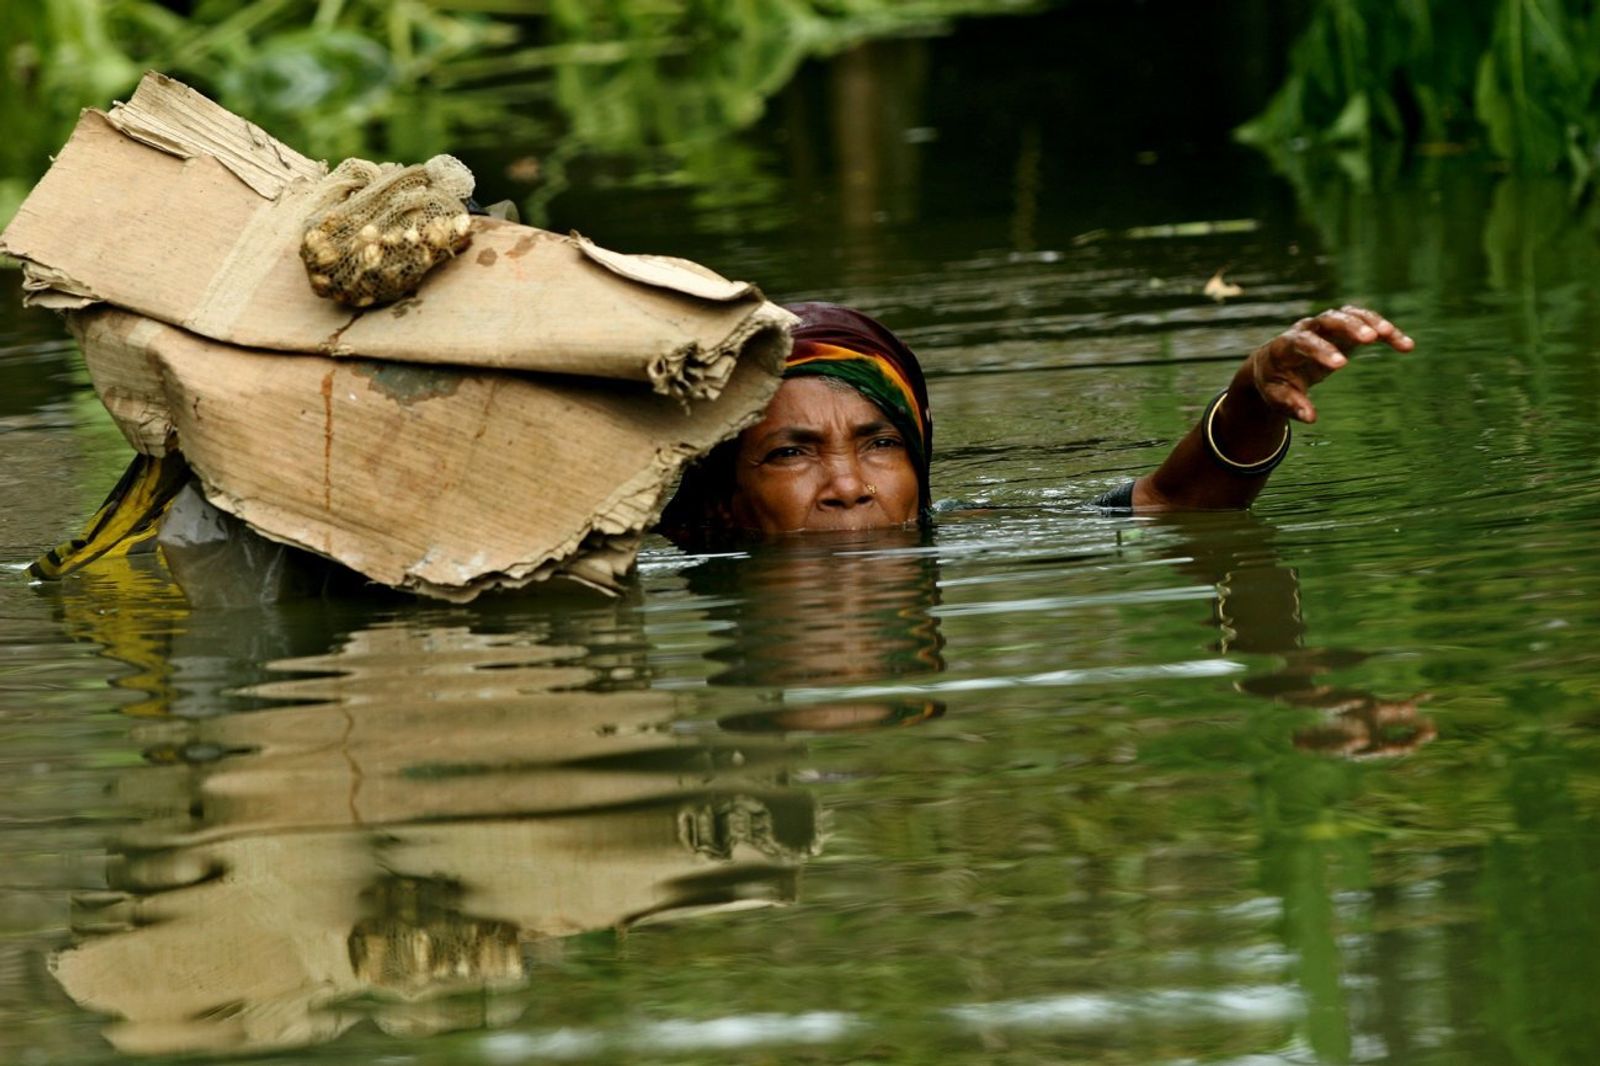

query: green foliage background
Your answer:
[0,0,1044,234]
[1239,0,1600,192]
[6,0,1600,233]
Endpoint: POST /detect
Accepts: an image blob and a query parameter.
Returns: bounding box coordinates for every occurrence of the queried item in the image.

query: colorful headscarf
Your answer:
[782,302,933,514]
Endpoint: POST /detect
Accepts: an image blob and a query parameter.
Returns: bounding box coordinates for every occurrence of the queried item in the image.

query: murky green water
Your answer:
[7,9,1600,1066]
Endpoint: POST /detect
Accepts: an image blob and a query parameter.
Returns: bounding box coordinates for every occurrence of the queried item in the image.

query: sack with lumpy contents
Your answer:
[298,155,475,308]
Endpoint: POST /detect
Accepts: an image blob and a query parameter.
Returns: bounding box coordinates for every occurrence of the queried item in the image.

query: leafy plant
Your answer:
[1,0,1048,231]
[1240,0,1600,192]
[1473,0,1600,184]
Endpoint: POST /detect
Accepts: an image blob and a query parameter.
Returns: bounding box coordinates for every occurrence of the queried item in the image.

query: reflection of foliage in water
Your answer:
[1240,0,1600,192]
[0,0,1047,232]
[1280,151,1600,342]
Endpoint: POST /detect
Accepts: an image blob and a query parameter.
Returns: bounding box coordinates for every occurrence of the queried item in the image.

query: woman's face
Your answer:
[728,377,920,533]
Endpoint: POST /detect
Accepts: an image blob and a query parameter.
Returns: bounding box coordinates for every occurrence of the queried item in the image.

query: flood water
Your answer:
[6,8,1600,1065]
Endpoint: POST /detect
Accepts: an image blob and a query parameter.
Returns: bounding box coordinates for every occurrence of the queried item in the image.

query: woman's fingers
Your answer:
[1257,328,1346,421]
[1333,305,1415,352]
[1291,327,1348,371]
[1311,307,1380,349]
[1259,379,1315,422]
[1252,306,1412,423]
[1254,348,1316,421]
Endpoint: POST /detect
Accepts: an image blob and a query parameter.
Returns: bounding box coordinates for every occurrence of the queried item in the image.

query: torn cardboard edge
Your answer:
[2,72,793,402]
[104,71,326,198]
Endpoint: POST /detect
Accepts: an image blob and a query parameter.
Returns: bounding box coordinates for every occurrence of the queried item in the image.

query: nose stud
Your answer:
[866,484,878,497]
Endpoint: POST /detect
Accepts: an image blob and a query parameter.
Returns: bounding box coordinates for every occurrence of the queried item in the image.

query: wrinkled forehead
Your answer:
[742,377,894,440]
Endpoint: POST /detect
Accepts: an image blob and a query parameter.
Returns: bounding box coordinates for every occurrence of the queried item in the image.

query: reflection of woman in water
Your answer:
[681,528,947,733]
[662,301,1415,540]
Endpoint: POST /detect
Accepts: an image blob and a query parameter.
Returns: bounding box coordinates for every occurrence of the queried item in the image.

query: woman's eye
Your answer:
[763,446,805,462]
[868,436,904,450]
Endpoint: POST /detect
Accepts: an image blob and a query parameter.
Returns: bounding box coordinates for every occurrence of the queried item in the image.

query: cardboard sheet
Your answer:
[2,73,791,402]
[2,73,794,599]
[51,624,810,1055]
[71,307,781,600]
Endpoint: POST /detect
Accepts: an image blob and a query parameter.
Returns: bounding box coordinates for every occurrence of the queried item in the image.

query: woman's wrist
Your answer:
[1203,389,1290,475]
[1209,365,1290,467]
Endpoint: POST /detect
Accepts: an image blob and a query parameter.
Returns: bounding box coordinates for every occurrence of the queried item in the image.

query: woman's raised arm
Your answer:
[1131,306,1414,511]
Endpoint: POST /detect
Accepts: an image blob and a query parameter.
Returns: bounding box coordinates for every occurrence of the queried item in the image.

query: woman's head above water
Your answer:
[662,302,933,539]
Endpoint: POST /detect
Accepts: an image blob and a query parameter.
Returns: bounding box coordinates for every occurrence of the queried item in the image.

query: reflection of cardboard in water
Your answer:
[55,806,812,1054]
[52,624,819,1057]
[135,691,799,843]
[56,834,368,1055]
[56,804,809,1056]
[348,875,523,994]
[122,625,796,840]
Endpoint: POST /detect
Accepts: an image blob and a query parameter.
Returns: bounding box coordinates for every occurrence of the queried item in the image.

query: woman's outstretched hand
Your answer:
[1249,305,1414,423]
[1133,304,1414,511]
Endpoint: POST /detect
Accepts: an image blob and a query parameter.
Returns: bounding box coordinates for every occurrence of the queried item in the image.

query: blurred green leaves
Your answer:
[1239,0,1600,193]
[1473,0,1600,185]
[1,0,1044,235]
[2,0,519,173]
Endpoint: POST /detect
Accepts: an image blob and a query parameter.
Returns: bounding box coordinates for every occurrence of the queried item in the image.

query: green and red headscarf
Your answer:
[782,302,934,515]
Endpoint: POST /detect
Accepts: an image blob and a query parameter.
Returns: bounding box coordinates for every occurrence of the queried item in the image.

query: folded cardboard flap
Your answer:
[575,235,756,302]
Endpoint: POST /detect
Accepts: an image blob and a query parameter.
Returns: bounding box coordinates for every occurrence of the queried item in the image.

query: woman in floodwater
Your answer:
[32,300,1413,595]
[660,301,1415,541]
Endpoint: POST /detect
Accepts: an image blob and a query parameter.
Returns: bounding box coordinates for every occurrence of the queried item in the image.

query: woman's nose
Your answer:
[819,455,873,508]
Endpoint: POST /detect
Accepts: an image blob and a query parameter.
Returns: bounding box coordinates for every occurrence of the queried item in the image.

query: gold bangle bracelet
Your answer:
[1203,390,1290,475]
